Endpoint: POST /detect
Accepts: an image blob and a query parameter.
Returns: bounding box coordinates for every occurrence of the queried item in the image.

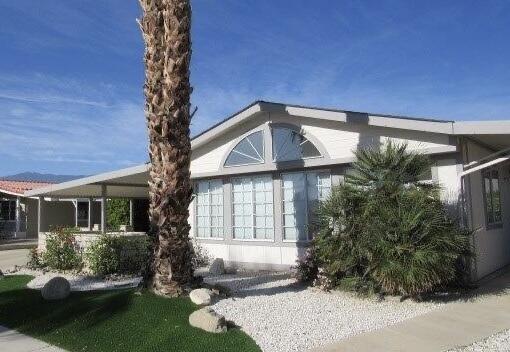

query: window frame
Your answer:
[194,179,225,240]
[482,167,503,229]
[272,127,322,163]
[224,130,265,168]
[281,170,332,242]
[231,174,275,242]
[0,199,16,221]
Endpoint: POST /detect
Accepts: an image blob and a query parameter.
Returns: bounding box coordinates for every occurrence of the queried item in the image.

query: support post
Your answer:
[88,197,93,231]
[101,185,107,234]
[15,196,21,238]
[37,196,44,235]
[129,199,134,229]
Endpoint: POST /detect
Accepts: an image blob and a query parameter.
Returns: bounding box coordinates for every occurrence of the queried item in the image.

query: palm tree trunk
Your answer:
[139,0,194,296]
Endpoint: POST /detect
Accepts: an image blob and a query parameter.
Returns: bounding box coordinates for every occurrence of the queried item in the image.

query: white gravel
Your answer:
[205,272,443,352]
[448,329,510,352]
[11,268,142,291]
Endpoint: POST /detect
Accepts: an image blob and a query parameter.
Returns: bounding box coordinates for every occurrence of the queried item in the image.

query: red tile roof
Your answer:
[0,180,54,196]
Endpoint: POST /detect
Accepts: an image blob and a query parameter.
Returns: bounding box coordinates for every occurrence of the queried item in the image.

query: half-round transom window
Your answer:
[272,127,321,162]
[224,131,264,167]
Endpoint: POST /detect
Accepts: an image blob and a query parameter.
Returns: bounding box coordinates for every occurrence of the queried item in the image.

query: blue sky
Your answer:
[0,1,509,176]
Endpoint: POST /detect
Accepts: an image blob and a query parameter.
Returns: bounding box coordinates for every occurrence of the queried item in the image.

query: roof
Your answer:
[26,100,510,198]
[0,180,54,197]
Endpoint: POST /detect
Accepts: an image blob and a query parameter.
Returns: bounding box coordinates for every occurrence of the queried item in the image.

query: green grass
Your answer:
[0,276,261,352]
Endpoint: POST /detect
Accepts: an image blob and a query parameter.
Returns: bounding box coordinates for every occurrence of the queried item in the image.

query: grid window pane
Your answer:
[282,171,331,241]
[195,179,223,238]
[232,175,274,240]
[483,169,503,226]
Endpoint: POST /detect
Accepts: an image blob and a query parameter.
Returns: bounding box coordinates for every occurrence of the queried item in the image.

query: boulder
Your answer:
[0,269,4,280]
[41,276,71,300]
[209,258,225,275]
[190,288,214,306]
[189,307,227,333]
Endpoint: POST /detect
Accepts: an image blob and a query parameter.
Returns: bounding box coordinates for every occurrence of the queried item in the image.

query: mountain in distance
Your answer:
[0,172,84,183]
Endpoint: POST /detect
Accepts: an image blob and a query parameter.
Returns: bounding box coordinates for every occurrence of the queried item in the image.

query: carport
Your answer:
[25,164,150,234]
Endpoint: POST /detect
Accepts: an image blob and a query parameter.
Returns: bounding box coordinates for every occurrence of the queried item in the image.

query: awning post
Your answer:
[88,197,93,231]
[129,199,134,229]
[101,185,107,234]
[15,196,21,237]
[37,196,44,234]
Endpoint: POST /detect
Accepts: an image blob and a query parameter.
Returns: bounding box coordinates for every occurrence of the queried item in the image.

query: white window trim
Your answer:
[231,175,275,241]
[224,130,265,168]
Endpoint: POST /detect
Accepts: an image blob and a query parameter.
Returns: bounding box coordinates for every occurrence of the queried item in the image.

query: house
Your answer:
[0,179,101,240]
[25,101,510,280]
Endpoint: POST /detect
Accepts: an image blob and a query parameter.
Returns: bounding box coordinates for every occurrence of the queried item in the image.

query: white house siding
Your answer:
[190,112,456,176]
[464,140,510,280]
[434,158,463,204]
[189,112,461,270]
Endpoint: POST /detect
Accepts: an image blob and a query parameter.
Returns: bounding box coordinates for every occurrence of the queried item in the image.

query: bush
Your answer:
[27,247,45,269]
[42,227,83,271]
[303,142,472,297]
[107,199,130,231]
[86,235,149,276]
[190,240,211,270]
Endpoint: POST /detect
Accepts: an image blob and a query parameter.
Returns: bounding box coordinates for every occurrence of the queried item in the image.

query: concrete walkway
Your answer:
[313,272,510,352]
[0,326,66,351]
[0,248,29,271]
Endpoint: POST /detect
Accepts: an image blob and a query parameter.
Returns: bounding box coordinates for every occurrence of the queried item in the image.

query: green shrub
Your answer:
[303,142,472,297]
[27,247,45,269]
[42,227,83,271]
[86,235,149,276]
[107,199,130,231]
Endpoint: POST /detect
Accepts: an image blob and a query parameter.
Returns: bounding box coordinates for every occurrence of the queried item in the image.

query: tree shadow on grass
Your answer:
[0,276,134,336]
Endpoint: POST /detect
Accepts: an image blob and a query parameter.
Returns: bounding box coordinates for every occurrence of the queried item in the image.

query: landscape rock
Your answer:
[41,276,70,300]
[209,258,225,275]
[189,307,227,333]
[190,288,214,306]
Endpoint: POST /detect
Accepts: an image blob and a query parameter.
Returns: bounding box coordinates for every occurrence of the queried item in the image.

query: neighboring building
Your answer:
[0,180,52,239]
[0,179,99,240]
[26,101,510,280]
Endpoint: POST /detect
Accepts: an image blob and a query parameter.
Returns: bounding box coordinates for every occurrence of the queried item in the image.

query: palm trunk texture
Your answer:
[139,0,194,297]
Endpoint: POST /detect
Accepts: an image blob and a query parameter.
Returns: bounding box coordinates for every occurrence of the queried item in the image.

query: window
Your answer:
[195,179,224,238]
[77,201,89,228]
[483,169,502,227]
[272,127,321,162]
[232,175,274,240]
[224,131,264,167]
[0,200,16,221]
[282,171,331,241]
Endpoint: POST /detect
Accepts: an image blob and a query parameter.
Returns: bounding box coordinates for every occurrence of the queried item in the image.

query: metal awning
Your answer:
[25,164,150,199]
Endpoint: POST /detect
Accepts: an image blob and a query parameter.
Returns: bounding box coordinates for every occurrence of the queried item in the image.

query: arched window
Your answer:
[272,127,321,162]
[224,131,264,167]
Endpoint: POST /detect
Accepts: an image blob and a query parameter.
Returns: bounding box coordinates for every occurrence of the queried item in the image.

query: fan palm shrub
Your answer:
[307,142,472,296]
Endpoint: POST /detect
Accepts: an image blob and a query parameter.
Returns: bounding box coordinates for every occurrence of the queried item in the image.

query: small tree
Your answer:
[107,199,130,231]
[307,142,472,296]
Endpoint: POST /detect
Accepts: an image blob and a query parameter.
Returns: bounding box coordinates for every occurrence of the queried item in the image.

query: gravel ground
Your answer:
[9,268,142,291]
[205,272,443,352]
[448,329,510,352]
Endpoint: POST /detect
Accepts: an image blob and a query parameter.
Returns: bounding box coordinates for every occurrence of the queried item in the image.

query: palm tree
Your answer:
[139,0,194,296]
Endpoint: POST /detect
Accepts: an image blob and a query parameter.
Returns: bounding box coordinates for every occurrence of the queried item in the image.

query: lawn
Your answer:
[0,275,261,352]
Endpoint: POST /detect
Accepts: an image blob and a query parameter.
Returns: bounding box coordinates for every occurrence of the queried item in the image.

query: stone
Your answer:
[209,258,225,275]
[41,276,71,300]
[190,288,214,306]
[0,269,4,280]
[189,307,227,333]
